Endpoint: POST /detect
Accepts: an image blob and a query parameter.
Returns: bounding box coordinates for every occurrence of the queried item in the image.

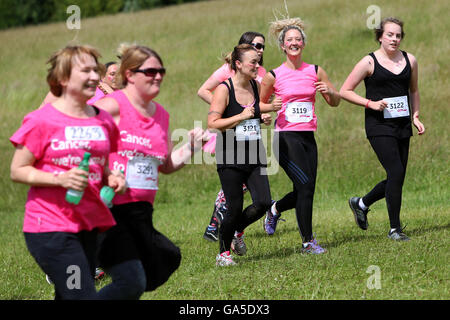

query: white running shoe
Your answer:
[216,251,236,266]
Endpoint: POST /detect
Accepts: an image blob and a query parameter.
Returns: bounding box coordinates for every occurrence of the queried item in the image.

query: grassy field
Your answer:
[0,0,448,300]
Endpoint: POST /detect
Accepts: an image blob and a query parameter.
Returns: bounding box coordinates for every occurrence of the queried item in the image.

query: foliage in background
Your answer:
[0,0,448,300]
[0,0,202,30]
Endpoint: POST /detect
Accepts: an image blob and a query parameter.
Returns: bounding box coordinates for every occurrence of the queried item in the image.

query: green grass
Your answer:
[0,0,449,300]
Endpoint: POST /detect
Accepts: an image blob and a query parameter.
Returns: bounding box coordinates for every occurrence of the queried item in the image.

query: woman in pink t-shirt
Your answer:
[10,45,126,300]
[95,44,207,299]
[197,31,272,243]
[260,18,340,254]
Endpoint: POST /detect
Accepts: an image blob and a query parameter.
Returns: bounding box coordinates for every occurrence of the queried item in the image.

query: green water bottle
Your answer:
[100,185,115,208]
[100,170,123,208]
[65,152,91,205]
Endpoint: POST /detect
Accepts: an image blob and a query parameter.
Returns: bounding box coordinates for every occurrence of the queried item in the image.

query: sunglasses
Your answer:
[133,67,166,77]
[251,43,265,50]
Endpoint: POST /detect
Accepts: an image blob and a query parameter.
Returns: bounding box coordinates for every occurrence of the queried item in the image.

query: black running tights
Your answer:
[274,131,318,243]
[217,166,272,253]
[362,136,410,229]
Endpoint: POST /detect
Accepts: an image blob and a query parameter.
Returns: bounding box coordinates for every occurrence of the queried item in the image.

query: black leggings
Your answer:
[274,131,318,242]
[362,136,410,229]
[218,166,272,253]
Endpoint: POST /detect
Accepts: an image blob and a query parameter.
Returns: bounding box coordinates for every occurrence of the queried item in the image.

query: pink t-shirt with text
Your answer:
[10,104,119,233]
[107,90,170,206]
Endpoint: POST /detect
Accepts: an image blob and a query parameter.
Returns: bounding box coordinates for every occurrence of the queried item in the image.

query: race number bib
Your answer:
[285,102,313,123]
[383,96,410,119]
[65,126,106,141]
[126,156,160,190]
[236,119,261,141]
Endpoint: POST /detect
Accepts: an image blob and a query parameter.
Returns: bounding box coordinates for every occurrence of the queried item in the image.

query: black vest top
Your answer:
[215,78,267,172]
[364,51,412,138]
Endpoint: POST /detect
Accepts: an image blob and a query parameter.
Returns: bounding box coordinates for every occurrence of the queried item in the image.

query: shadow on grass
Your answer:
[245,222,450,262]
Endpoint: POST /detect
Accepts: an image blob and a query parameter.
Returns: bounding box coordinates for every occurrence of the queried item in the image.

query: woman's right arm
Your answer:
[207,83,254,131]
[259,72,282,112]
[197,75,222,105]
[10,145,88,191]
[339,55,387,111]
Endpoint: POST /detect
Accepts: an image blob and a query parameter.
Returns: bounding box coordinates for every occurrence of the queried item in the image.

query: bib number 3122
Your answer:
[383,95,410,119]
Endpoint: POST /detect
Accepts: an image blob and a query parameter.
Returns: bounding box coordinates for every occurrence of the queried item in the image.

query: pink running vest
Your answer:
[272,62,318,132]
[108,90,170,205]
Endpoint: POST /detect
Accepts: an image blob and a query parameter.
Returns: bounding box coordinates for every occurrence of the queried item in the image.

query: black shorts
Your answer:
[98,201,181,291]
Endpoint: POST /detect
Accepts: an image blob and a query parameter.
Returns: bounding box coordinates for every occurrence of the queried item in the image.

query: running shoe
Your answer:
[387,226,410,241]
[301,237,327,254]
[263,201,284,235]
[216,251,236,266]
[348,197,369,230]
[231,232,247,256]
[203,223,218,242]
[95,267,105,281]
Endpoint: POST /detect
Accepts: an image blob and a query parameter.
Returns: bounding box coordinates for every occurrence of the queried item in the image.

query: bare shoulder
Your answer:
[354,54,375,76]
[406,52,418,66]
[95,97,120,116]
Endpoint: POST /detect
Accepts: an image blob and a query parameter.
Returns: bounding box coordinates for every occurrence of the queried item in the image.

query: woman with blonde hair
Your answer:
[95,43,207,298]
[260,17,340,253]
[10,45,126,299]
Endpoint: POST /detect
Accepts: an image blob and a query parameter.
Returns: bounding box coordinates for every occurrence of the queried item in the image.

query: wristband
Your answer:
[365,100,371,109]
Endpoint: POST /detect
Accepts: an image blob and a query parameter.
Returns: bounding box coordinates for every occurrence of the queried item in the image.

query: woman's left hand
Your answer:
[413,117,425,135]
[188,127,209,152]
[261,113,272,126]
[108,170,127,194]
[314,81,333,95]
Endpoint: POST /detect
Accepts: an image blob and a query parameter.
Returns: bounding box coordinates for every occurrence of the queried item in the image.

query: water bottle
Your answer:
[100,185,115,208]
[100,170,123,208]
[65,152,91,205]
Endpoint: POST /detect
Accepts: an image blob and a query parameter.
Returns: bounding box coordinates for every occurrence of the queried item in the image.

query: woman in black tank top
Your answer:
[207,44,275,266]
[340,17,425,241]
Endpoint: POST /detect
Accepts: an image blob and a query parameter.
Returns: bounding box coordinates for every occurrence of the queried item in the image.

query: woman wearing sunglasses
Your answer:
[95,43,207,299]
[260,17,340,253]
[198,31,276,246]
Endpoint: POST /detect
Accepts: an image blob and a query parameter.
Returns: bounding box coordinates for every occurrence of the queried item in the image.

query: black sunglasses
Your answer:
[133,67,166,77]
[251,43,265,50]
